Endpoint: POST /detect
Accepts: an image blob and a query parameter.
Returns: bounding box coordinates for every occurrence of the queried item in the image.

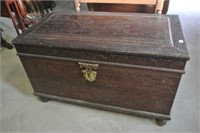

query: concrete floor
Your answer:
[1,0,199,133]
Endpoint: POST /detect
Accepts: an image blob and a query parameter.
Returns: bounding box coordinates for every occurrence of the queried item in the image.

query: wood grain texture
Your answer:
[20,56,182,115]
[34,92,171,120]
[13,12,189,60]
[13,12,189,122]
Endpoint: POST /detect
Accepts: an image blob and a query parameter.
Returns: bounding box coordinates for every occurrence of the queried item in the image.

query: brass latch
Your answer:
[78,62,99,82]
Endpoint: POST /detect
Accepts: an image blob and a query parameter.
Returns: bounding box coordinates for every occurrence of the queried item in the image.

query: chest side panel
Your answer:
[20,56,182,115]
[13,12,190,119]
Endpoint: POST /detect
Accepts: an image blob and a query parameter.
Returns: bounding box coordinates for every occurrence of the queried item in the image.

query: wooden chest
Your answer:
[13,12,189,126]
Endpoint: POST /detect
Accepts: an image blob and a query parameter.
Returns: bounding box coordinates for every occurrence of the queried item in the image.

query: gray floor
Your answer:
[1,0,199,133]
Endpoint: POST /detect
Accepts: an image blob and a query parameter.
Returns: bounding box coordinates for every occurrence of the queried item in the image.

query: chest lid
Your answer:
[13,12,189,60]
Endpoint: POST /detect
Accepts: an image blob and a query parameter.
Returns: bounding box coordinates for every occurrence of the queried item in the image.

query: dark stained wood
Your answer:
[35,92,171,120]
[13,12,189,60]
[155,119,167,126]
[17,52,186,73]
[38,97,49,102]
[20,55,182,115]
[13,12,189,125]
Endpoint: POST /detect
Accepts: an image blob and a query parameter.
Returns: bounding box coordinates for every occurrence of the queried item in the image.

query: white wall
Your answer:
[168,0,200,13]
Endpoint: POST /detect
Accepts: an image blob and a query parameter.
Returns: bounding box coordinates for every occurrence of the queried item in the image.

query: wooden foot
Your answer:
[1,37,13,49]
[155,119,167,126]
[39,97,49,102]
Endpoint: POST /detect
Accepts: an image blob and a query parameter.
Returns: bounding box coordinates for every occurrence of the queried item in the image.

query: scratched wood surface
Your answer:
[13,12,189,122]
[20,56,182,115]
[13,12,189,60]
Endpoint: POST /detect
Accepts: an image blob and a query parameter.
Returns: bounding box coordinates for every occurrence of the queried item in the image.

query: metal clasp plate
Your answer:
[78,62,99,82]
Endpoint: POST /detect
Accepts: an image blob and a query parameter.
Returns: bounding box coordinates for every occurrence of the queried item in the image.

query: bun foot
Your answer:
[155,119,167,126]
[39,97,49,102]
